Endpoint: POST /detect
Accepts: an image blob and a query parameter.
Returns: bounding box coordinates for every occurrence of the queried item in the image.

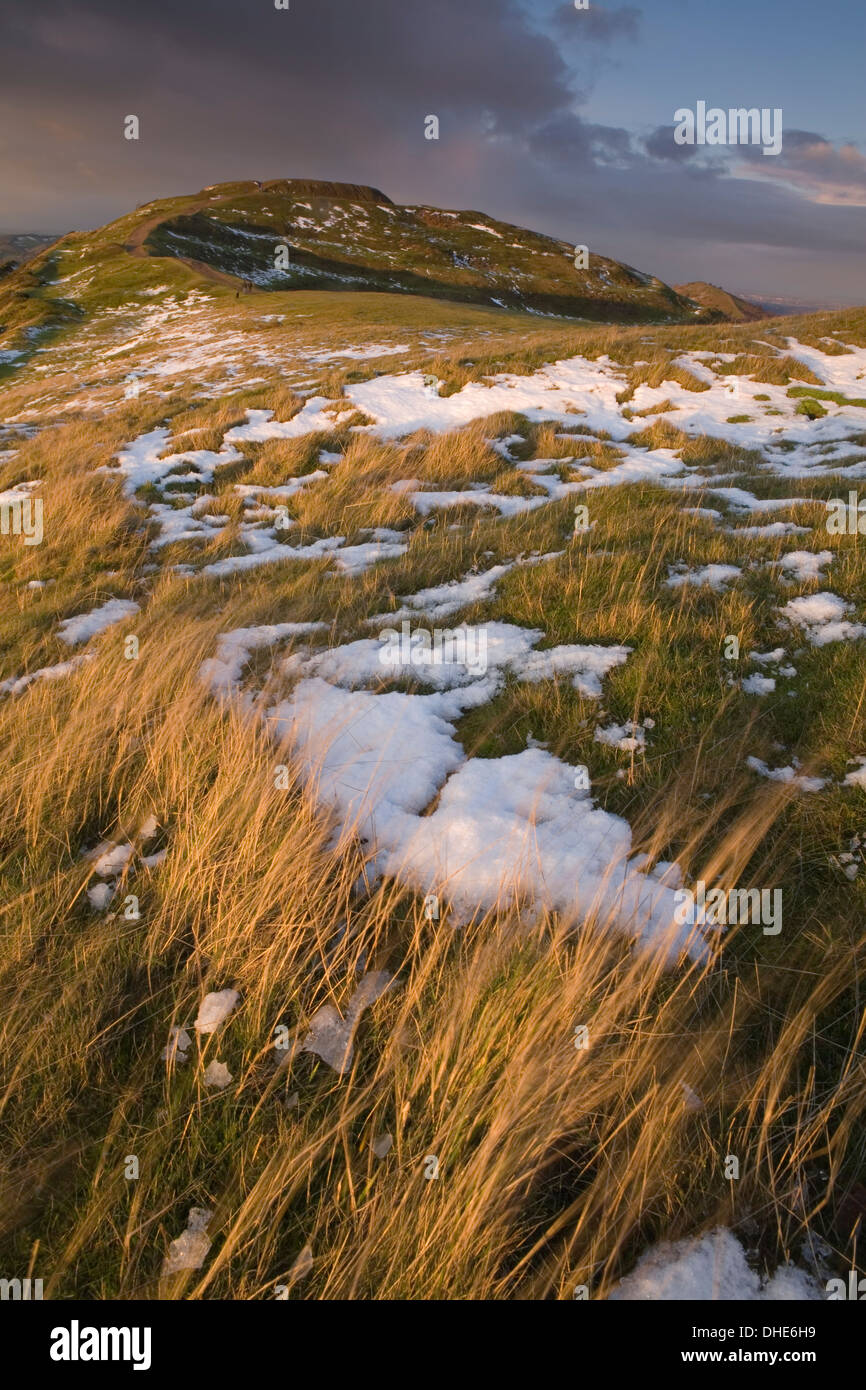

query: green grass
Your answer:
[788,385,866,408]
[795,397,829,419]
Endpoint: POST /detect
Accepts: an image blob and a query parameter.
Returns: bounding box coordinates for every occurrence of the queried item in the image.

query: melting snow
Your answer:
[0,653,93,696]
[301,971,393,1074]
[776,550,833,582]
[666,564,741,592]
[195,989,240,1034]
[610,1228,821,1301]
[778,592,866,646]
[162,1208,213,1276]
[58,598,139,646]
[746,757,827,792]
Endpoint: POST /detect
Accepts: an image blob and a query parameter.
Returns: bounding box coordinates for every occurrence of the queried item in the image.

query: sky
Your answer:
[1,0,864,304]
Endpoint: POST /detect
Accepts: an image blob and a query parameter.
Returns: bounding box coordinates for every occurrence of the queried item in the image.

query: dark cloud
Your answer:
[0,0,863,302]
[552,3,641,43]
[643,124,700,162]
[527,112,633,169]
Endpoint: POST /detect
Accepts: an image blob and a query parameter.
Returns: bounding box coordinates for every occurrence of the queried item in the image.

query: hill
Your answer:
[674,280,771,322]
[128,178,711,321]
[0,177,721,336]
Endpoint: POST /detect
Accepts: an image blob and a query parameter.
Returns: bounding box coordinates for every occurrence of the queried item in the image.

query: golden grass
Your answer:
[1,613,863,1298]
[2,295,866,1301]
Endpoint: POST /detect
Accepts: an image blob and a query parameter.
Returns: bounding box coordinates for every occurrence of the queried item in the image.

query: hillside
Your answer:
[2,171,866,1303]
[675,280,771,323]
[0,177,723,357]
[133,178,708,321]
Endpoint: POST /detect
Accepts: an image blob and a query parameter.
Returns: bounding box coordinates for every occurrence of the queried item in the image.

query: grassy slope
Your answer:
[674,281,770,323]
[142,187,698,320]
[1,281,866,1297]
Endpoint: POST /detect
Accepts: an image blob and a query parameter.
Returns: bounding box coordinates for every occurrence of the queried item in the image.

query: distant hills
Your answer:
[0,233,59,274]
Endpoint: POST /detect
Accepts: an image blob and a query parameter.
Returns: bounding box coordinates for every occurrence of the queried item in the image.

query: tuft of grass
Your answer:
[795,398,828,420]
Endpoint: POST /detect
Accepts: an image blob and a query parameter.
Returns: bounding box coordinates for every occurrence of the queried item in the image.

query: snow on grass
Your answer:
[199,621,327,699]
[609,1228,821,1301]
[329,540,409,575]
[746,756,827,792]
[666,563,741,592]
[728,521,810,538]
[196,533,345,579]
[57,598,139,646]
[86,882,115,911]
[0,478,40,501]
[104,427,242,496]
[302,343,410,362]
[203,1060,232,1090]
[517,642,633,697]
[783,337,866,393]
[594,720,649,752]
[777,592,866,646]
[234,472,328,500]
[843,757,866,789]
[189,546,713,965]
[0,652,93,696]
[749,648,787,664]
[366,562,518,623]
[280,621,630,698]
[365,552,564,628]
[162,1026,191,1064]
[403,486,551,518]
[301,970,393,1074]
[162,1208,213,1276]
[109,422,407,577]
[706,488,805,514]
[87,841,135,877]
[776,550,833,582]
[747,649,797,679]
[347,362,629,442]
[255,620,706,964]
[466,222,504,238]
[741,673,776,695]
[341,345,866,475]
[194,989,240,1034]
[574,446,687,493]
[224,400,357,444]
[147,497,231,549]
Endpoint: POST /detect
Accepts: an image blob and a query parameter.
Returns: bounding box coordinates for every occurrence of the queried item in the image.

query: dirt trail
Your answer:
[125,195,249,291]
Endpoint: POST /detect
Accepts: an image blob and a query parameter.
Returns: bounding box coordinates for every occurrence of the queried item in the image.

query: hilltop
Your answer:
[674,280,771,323]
